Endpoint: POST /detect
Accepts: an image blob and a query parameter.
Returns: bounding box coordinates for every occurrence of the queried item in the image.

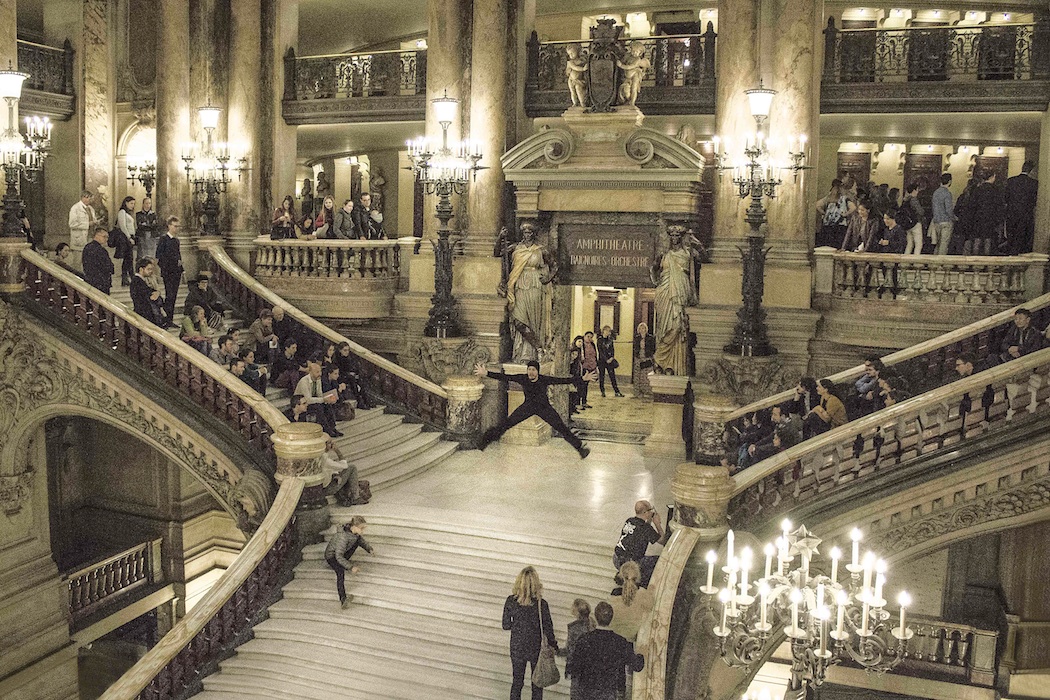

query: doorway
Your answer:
[567,285,655,444]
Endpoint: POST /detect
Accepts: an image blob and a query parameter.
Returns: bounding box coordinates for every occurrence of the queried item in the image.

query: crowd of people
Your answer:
[271,191,387,240]
[816,162,1038,257]
[732,305,1050,472]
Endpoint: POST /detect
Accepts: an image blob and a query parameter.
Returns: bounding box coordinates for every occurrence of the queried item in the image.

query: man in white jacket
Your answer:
[67,189,96,268]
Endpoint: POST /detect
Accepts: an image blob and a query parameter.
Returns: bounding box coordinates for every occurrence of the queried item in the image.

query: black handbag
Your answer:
[608,359,620,369]
[108,226,130,259]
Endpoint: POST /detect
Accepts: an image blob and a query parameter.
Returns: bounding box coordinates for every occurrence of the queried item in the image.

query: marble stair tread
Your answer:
[353,432,445,473]
[360,442,461,492]
[336,423,422,460]
[323,506,612,555]
[267,598,509,653]
[207,657,572,700]
[331,412,405,445]
[292,558,611,603]
[251,617,525,682]
[302,531,611,579]
[218,639,570,700]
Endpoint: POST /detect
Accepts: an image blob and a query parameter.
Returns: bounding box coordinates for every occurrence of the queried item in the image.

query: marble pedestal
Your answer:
[643,374,691,459]
[500,362,552,446]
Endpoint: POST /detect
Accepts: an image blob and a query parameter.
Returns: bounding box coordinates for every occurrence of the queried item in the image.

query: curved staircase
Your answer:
[108,272,458,492]
[195,504,617,699]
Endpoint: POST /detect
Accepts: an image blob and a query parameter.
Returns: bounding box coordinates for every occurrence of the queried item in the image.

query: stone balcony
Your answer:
[251,237,416,320]
[17,39,76,121]
[813,248,1049,349]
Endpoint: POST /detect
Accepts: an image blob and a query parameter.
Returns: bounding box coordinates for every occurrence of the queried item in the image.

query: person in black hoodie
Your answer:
[503,566,559,700]
[476,360,594,458]
[597,325,624,398]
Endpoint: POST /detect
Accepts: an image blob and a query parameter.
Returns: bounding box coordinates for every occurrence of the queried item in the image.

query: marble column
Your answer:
[155,1,191,235]
[423,0,471,242]
[0,0,15,71]
[227,0,263,269]
[82,0,112,239]
[262,0,298,219]
[465,0,508,258]
[644,375,691,459]
[1034,109,1050,254]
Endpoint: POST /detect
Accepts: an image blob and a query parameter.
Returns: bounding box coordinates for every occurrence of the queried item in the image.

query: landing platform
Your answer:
[570,385,654,445]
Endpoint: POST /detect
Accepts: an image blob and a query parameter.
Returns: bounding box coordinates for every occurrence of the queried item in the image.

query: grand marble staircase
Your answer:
[194,505,616,699]
[108,272,458,491]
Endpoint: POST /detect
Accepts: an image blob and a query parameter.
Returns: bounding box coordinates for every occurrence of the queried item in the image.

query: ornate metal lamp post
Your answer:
[712,84,809,357]
[181,103,248,237]
[127,159,156,198]
[0,64,51,239]
[702,523,914,698]
[406,92,484,339]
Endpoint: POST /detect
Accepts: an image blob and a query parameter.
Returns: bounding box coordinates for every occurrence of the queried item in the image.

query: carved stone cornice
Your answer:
[18,88,75,121]
[821,80,1050,113]
[281,95,425,125]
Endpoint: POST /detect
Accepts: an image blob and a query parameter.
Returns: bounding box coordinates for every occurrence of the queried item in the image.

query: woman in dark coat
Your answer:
[503,566,558,700]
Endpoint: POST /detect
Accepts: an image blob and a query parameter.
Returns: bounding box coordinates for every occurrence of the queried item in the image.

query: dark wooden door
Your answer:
[839,20,877,83]
[975,155,1009,184]
[908,23,950,81]
[837,152,872,189]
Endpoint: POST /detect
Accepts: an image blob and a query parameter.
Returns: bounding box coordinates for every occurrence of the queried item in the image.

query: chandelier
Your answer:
[405,91,485,339]
[0,63,51,239]
[702,522,914,692]
[181,102,248,236]
[127,158,156,198]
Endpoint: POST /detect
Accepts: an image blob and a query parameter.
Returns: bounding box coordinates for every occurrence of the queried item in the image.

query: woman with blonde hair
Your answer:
[502,566,559,700]
[609,560,655,698]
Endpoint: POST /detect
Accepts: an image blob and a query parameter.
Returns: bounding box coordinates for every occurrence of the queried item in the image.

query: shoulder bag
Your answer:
[531,596,561,688]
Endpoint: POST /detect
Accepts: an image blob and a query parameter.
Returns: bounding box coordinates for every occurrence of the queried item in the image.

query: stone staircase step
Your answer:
[336,423,422,460]
[353,432,445,476]
[359,441,460,491]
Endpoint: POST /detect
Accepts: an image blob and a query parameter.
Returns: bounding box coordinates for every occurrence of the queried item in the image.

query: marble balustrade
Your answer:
[253,236,402,280]
[728,346,1050,531]
[66,539,162,623]
[285,46,426,100]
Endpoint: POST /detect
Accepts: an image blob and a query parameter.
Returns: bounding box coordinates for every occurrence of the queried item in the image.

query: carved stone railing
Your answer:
[99,479,302,700]
[817,250,1048,306]
[208,246,457,434]
[524,28,717,117]
[727,347,1050,531]
[21,249,288,457]
[282,47,426,124]
[822,19,1050,111]
[17,38,76,119]
[67,539,162,624]
[898,615,999,687]
[252,237,412,319]
[720,288,1050,446]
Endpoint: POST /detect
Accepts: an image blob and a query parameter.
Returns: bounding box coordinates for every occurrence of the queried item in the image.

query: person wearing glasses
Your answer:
[612,500,669,588]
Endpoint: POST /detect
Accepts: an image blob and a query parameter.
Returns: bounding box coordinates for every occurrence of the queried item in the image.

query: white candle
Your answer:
[727,529,735,564]
[861,599,870,635]
[790,589,802,631]
[763,543,774,580]
[836,591,847,636]
[760,584,770,627]
[830,546,841,582]
[816,582,825,609]
[898,591,911,631]
[740,548,752,595]
[862,552,875,595]
[705,550,717,590]
[782,519,792,541]
[874,560,887,602]
[719,588,731,629]
[851,528,862,567]
[819,609,829,655]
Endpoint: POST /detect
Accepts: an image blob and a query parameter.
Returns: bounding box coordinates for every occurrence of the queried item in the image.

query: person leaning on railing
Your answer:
[238,347,269,395]
[801,378,848,440]
[180,305,217,356]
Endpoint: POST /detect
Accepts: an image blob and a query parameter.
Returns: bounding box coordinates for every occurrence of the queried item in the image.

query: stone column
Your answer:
[82,0,112,257]
[644,375,691,459]
[442,375,485,448]
[260,0,298,220]
[155,1,191,234]
[465,0,508,257]
[0,0,15,70]
[227,0,263,269]
[1034,109,1050,254]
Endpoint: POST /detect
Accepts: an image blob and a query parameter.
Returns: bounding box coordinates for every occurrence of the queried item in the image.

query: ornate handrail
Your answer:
[285,46,426,101]
[826,251,1046,304]
[902,614,999,686]
[728,347,1050,530]
[67,539,162,622]
[823,19,1050,83]
[207,245,449,429]
[723,288,1050,427]
[99,478,303,700]
[17,38,75,95]
[20,249,288,456]
[253,237,401,280]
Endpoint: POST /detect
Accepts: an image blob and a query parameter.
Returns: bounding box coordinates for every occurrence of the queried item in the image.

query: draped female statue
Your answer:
[651,225,701,375]
[498,221,558,362]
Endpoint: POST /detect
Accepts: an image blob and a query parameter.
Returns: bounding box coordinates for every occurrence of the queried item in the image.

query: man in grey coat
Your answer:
[324,516,374,608]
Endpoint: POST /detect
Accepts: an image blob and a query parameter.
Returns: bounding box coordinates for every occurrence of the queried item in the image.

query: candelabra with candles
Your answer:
[0,65,51,239]
[181,103,248,237]
[701,522,913,695]
[127,159,157,198]
[405,91,485,338]
[710,83,810,357]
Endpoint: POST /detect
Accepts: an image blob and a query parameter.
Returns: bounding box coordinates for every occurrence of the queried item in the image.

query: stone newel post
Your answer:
[671,462,733,537]
[644,375,691,459]
[0,239,28,296]
[271,422,328,505]
[442,375,485,449]
[692,392,737,466]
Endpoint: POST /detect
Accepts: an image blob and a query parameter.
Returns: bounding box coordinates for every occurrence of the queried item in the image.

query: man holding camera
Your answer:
[613,500,669,588]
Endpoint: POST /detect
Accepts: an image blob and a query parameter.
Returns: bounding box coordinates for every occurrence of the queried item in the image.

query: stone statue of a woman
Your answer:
[498,221,558,362]
[651,224,700,375]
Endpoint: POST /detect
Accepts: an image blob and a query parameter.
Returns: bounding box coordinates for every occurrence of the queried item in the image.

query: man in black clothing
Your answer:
[568,602,644,700]
[971,170,1005,256]
[183,275,226,329]
[130,258,165,326]
[155,216,183,324]
[82,226,114,294]
[991,307,1043,366]
[613,500,669,588]
[1005,160,1038,255]
[474,360,594,458]
[350,193,373,239]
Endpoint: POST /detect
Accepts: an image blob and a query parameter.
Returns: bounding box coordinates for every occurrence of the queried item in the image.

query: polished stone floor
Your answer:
[382,438,680,539]
[570,384,654,444]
